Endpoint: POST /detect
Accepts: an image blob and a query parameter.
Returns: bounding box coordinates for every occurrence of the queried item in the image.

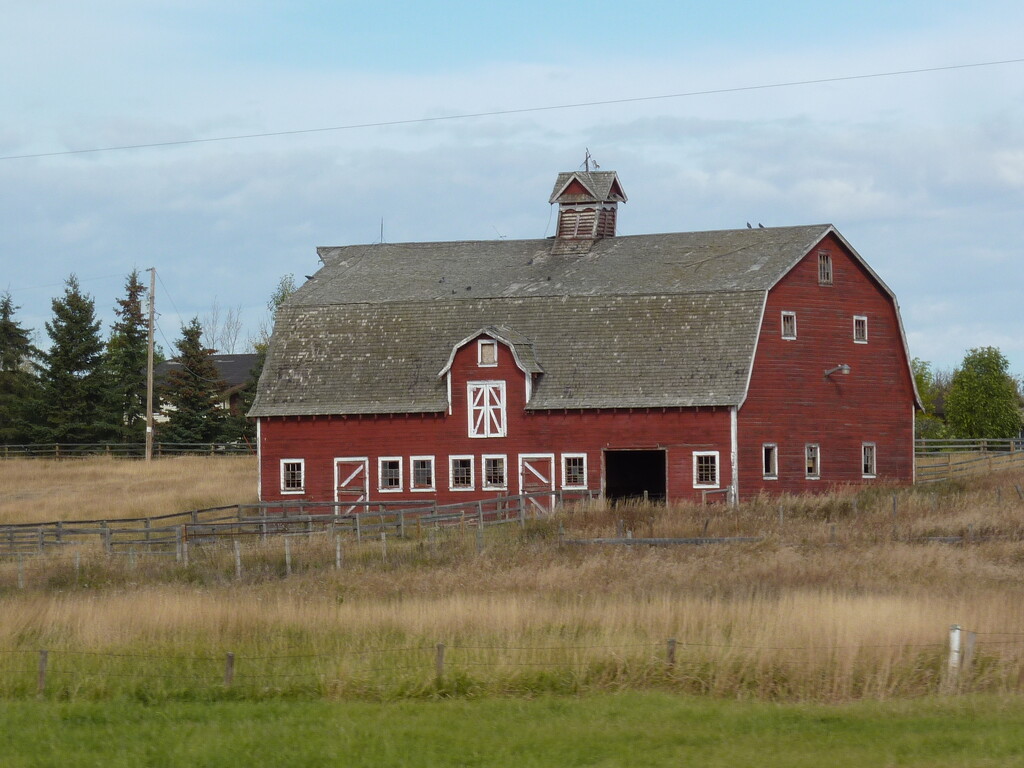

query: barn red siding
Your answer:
[737,233,915,498]
[259,334,733,505]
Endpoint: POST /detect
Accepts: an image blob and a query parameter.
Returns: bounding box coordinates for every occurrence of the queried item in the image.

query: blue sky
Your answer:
[2,0,1024,374]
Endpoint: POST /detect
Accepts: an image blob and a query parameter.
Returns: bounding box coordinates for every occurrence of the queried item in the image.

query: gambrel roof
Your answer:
[250,224,897,417]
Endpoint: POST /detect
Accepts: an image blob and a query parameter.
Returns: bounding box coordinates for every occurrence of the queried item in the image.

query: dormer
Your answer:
[549,170,627,255]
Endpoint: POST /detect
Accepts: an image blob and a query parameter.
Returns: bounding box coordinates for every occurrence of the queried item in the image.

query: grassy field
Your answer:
[3,458,1024,704]
[0,456,256,525]
[3,694,1024,767]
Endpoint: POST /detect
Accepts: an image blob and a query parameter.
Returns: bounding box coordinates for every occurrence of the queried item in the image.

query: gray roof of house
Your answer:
[250,225,835,417]
[550,171,625,203]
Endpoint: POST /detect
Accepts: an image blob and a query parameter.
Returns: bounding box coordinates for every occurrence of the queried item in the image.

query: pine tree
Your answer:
[106,270,149,442]
[159,318,226,443]
[40,276,117,443]
[0,292,42,443]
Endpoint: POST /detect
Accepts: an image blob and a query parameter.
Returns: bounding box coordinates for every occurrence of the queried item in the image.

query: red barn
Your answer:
[250,170,920,506]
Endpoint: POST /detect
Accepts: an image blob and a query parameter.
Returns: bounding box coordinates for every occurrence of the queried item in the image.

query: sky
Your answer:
[2,0,1024,374]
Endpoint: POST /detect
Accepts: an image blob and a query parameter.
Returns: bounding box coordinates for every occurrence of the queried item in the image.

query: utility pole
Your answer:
[145,267,156,462]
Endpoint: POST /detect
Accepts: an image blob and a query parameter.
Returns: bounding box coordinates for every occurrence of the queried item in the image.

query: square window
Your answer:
[468,381,507,438]
[854,316,868,343]
[378,457,402,492]
[781,311,797,340]
[862,443,876,478]
[562,454,587,489]
[818,252,833,285]
[805,444,820,479]
[411,456,435,491]
[762,444,778,479]
[478,340,498,367]
[280,459,305,493]
[482,455,507,490]
[450,456,474,491]
[693,451,719,488]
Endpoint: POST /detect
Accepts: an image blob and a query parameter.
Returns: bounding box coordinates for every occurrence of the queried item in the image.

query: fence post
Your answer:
[234,540,242,580]
[37,650,48,697]
[355,515,361,543]
[224,652,235,687]
[891,495,898,540]
[181,527,189,566]
[335,535,342,570]
[666,638,677,670]
[399,510,405,539]
[381,531,387,562]
[175,527,182,562]
[947,624,962,689]
[144,518,151,543]
[435,642,446,680]
[284,537,292,576]
[17,555,25,589]
[55,521,63,545]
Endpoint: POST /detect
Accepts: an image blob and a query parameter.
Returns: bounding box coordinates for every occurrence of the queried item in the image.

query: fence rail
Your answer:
[0,491,597,558]
[0,442,254,458]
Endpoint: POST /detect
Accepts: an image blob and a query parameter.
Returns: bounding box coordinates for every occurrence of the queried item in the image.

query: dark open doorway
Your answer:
[604,450,666,503]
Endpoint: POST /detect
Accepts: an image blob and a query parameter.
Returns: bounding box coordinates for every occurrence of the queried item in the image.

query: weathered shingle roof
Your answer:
[250,225,834,418]
[549,171,626,203]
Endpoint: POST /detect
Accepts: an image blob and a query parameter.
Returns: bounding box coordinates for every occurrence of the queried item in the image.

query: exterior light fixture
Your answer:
[824,364,851,379]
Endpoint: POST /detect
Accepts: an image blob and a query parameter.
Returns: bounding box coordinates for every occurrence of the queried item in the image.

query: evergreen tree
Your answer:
[945,346,1022,439]
[39,276,117,443]
[106,270,149,442]
[0,292,42,443]
[159,318,226,443]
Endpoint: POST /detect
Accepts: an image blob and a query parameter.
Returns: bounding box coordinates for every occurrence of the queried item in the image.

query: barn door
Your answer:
[519,454,556,514]
[334,457,369,514]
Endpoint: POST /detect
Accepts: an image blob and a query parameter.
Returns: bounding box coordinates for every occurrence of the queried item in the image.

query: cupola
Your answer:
[548,167,626,255]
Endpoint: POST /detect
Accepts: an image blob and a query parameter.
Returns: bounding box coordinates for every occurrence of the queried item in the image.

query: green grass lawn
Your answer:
[3,693,1024,768]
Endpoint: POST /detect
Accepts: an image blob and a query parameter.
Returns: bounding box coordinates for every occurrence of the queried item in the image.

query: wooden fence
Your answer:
[0,442,254,459]
[916,438,1024,482]
[0,491,596,559]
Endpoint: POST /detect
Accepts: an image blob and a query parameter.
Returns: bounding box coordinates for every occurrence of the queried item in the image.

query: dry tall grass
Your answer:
[3,458,1024,701]
[0,456,256,524]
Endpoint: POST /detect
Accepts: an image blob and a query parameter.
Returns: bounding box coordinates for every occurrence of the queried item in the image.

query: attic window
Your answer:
[781,311,797,340]
[853,316,868,343]
[478,339,498,367]
[818,252,833,285]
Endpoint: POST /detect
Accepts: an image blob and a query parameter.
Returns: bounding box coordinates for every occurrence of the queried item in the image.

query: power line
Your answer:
[3,57,1023,162]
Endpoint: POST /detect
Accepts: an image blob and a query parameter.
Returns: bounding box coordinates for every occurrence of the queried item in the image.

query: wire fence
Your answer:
[0,624,1016,701]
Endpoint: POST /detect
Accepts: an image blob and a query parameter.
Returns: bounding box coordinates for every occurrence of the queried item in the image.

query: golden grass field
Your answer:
[2,456,1024,701]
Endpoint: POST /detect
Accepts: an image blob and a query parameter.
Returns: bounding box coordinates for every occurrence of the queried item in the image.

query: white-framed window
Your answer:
[781,311,797,340]
[378,457,403,493]
[562,453,588,489]
[280,459,305,494]
[805,444,820,479]
[762,443,778,480]
[818,251,833,285]
[468,381,507,438]
[482,454,507,490]
[693,451,720,488]
[862,443,877,478]
[449,455,475,491]
[410,456,435,492]
[853,316,868,344]
[478,339,498,367]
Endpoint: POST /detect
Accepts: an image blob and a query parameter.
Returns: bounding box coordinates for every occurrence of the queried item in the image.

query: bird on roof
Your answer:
[746,222,752,229]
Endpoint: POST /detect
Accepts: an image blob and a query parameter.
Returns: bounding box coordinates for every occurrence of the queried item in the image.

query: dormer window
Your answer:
[478,339,498,367]
[468,381,506,438]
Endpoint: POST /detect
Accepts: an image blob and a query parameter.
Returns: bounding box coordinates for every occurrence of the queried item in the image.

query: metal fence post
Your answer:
[37,650,48,697]
[667,638,677,670]
[435,642,446,680]
[224,652,235,687]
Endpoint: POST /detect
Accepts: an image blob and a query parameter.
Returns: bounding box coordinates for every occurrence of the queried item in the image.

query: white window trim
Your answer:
[781,311,797,340]
[762,443,778,480]
[477,339,498,367]
[561,453,588,490]
[481,454,508,490]
[862,442,877,479]
[449,454,476,492]
[692,451,720,489]
[853,315,868,344]
[280,458,305,495]
[805,444,821,480]
[410,455,435,492]
[377,456,403,493]
[467,380,507,438]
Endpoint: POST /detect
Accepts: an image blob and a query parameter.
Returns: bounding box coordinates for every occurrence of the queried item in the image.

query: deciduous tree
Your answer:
[945,346,1022,439]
